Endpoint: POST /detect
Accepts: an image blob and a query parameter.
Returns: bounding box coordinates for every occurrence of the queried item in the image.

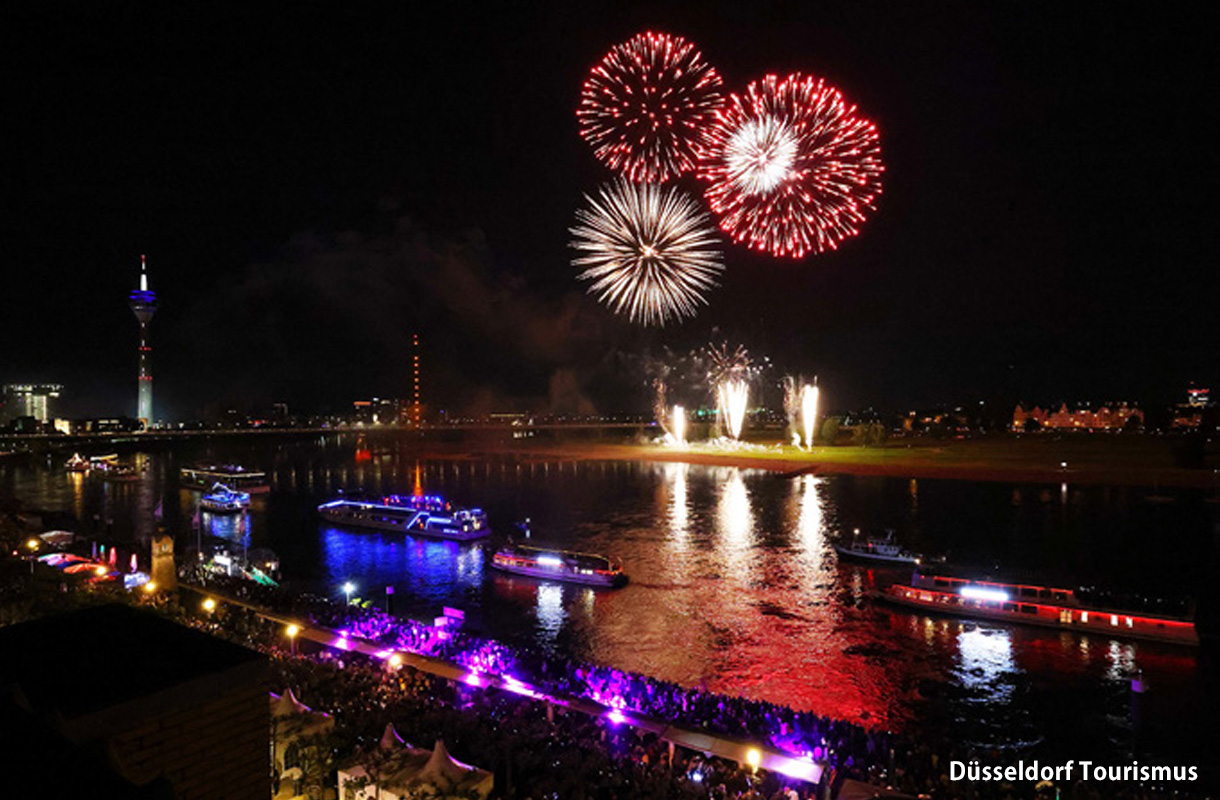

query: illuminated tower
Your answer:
[128,254,158,427]
[411,334,421,427]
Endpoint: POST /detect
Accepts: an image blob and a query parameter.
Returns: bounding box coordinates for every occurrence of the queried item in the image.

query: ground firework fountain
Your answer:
[671,405,686,445]
[718,380,749,439]
[801,384,819,448]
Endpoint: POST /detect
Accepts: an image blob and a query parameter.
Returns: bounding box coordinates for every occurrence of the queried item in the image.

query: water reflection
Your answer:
[320,526,485,605]
[956,625,1015,701]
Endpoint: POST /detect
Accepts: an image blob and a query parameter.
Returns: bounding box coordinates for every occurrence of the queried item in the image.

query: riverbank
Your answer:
[447,436,1220,490]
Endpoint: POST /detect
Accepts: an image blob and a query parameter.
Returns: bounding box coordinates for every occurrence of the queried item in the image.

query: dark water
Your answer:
[5,435,1219,771]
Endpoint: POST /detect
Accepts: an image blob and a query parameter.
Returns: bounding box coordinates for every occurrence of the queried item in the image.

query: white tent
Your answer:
[338,738,493,800]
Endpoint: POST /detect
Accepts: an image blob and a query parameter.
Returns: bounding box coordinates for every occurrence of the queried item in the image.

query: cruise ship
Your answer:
[181,463,269,493]
[492,543,628,587]
[317,496,490,541]
[877,569,1198,646]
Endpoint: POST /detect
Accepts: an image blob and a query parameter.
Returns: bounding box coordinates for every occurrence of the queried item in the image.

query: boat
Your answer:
[181,463,269,493]
[97,462,142,482]
[65,453,91,472]
[200,483,250,513]
[492,542,628,587]
[833,529,923,565]
[875,568,1199,646]
[316,496,490,541]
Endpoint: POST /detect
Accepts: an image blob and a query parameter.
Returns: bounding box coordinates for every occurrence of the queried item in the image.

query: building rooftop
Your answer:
[0,603,264,722]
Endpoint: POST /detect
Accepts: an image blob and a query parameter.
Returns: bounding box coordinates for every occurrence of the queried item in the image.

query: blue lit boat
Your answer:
[200,483,250,514]
[492,543,627,588]
[317,496,489,541]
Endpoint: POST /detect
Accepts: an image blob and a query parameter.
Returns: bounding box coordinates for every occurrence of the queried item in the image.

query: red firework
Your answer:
[578,31,725,183]
[701,73,884,259]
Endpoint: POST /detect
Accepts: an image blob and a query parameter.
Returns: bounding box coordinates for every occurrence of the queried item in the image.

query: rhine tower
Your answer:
[128,254,158,426]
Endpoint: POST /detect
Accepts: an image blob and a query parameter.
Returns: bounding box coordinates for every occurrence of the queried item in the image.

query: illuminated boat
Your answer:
[200,483,250,513]
[316,497,489,541]
[877,569,1199,646]
[97,461,142,482]
[833,529,923,565]
[181,463,269,493]
[491,543,627,587]
[65,453,91,472]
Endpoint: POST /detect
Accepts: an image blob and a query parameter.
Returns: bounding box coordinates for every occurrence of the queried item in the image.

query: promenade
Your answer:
[184,583,824,786]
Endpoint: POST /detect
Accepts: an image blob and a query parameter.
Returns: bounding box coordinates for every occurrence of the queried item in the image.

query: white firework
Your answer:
[725,116,799,195]
[571,180,724,326]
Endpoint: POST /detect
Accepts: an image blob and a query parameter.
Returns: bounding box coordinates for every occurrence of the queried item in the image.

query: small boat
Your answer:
[65,453,91,472]
[181,463,269,493]
[875,568,1198,646]
[833,529,923,565]
[200,483,250,513]
[317,496,490,541]
[492,541,628,587]
[97,462,142,482]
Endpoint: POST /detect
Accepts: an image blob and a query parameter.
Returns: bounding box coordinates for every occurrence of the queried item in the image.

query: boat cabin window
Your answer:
[1052,592,1067,602]
[1020,587,1037,597]
[1039,589,1052,599]
[1020,605,1037,614]
[934,579,951,588]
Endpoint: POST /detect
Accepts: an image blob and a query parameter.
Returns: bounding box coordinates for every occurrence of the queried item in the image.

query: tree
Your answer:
[819,417,841,445]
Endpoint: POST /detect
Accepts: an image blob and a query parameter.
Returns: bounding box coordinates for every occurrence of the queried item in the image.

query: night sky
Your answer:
[4,3,1217,420]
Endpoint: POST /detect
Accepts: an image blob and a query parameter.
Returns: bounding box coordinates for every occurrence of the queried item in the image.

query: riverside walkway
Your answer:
[184,583,823,786]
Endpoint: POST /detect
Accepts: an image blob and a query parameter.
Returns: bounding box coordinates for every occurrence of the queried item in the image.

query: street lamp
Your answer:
[286,624,300,654]
[202,597,216,613]
[343,582,355,605]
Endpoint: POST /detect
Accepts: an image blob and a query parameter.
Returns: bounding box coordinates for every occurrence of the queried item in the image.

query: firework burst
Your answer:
[701,73,884,259]
[705,342,754,386]
[578,31,725,183]
[571,180,723,326]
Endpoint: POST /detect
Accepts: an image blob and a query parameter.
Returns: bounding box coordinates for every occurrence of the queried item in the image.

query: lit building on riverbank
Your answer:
[1,384,62,424]
[1012,402,1143,431]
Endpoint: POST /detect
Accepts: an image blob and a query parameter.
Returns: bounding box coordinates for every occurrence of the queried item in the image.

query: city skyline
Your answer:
[4,4,1218,419]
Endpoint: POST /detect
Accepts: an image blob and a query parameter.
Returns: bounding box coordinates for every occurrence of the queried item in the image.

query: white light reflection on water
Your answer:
[1107,639,1136,682]
[668,462,690,542]
[795,474,824,557]
[956,625,1016,701]
[716,468,754,582]
[535,582,566,643]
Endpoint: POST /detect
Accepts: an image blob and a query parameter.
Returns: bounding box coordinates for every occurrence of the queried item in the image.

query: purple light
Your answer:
[606,708,626,725]
[465,672,483,687]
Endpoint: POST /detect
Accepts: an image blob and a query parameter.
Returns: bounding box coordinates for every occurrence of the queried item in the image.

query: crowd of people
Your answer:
[188,567,1212,800]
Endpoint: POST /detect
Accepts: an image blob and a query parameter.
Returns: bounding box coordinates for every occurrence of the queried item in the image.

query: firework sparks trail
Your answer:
[571,180,723,326]
[718,380,749,440]
[652,379,670,437]
[701,73,884,258]
[801,384,820,448]
[578,31,725,183]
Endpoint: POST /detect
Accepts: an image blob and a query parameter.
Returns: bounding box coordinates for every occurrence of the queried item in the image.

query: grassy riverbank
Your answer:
[448,434,1220,489]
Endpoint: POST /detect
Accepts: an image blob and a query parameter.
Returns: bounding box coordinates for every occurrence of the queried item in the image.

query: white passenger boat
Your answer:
[833,530,923,565]
[492,542,628,587]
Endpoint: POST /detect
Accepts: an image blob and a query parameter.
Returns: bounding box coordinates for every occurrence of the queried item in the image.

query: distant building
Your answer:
[353,397,401,425]
[0,604,268,799]
[1,383,62,424]
[1013,402,1142,431]
[1172,385,1212,429]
